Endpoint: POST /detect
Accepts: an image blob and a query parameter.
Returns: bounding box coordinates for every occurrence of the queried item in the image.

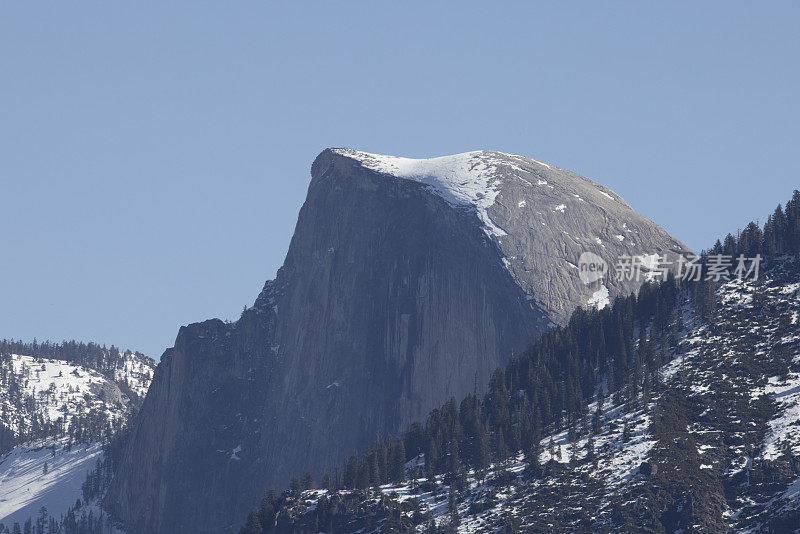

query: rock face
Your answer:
[107,149,689,533]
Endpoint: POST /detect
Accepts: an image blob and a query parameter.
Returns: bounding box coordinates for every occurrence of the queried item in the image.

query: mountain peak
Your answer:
[329,147,632,219]
[331,148,517,238]
[326,146,688,319]
[329,147,560,193]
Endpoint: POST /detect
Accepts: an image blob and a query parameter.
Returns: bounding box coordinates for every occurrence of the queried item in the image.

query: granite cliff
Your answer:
[107,148,688,532]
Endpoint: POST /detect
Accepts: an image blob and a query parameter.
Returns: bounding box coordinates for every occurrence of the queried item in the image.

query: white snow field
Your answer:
[0,439,102,526]
[0,351,153,529]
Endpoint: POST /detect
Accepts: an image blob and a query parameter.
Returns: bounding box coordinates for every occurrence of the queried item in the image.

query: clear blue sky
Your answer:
[2,2,798,358]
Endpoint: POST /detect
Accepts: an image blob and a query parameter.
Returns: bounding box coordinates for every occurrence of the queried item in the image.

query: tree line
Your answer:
[0,339,147,380]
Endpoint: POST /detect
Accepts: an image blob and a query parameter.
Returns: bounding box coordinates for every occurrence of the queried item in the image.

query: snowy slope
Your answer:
[0,350,154,529]
[0,439,102,526]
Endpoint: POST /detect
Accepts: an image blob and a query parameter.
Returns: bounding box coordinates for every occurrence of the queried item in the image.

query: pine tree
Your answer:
[495,431,509,464]
[301,471,314,490]
[357,459,371,489]
[695,276,717,321]
[475,421,490,474]
[526,430,541,474]
[723,233,737,256]
[448,485,460,527]
[344,456,358,489]
[241,509,262,534]
[258,492,277,531]
[424,440,438,480]
[377,440,388,484]
[586,435,596,464]
[592,401,603,435]
[772,205,787,255]
[567,426,578,467]
[388,438,406,482]
[447,436,460,474]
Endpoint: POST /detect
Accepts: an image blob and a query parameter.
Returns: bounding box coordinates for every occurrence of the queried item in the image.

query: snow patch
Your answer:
[759,373,800,461]
[588,285,610,310]
[532,159,551,169]
[334,149,509,238]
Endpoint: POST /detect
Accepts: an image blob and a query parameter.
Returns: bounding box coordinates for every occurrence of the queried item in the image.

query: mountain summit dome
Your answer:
[331,147,688,321]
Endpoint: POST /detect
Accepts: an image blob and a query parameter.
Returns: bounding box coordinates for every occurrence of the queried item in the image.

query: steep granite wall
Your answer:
[107,149,688,532]
[107,150,545,532]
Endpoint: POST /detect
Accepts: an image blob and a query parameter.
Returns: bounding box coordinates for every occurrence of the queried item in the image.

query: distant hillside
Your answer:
[0,341,153,453]
[0,341,155,532]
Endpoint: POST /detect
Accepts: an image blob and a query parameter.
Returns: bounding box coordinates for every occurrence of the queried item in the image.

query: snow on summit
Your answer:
[333,149,514,238]
[331,147,635,245]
